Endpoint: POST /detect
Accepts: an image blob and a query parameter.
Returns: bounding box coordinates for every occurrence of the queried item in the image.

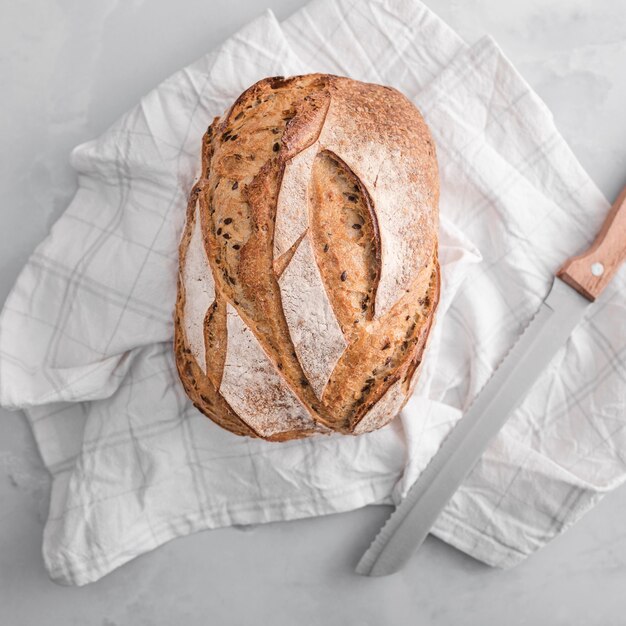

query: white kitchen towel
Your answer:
[0,0,624,586]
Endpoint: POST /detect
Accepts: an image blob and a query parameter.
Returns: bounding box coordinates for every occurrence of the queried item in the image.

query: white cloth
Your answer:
[1,0,624,586]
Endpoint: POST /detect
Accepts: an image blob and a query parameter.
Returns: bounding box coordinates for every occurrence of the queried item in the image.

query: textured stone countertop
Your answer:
[1,1,625,624]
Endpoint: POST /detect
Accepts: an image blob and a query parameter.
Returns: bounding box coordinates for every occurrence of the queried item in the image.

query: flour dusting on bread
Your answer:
[219,304,326,437]
[182,199,215,373]
[278,234,346,398]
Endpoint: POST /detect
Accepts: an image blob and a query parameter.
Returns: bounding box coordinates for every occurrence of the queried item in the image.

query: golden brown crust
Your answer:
[323,255,439,431]
[174,74,440,440]
[174,180,257,439]
[309,150,381,336]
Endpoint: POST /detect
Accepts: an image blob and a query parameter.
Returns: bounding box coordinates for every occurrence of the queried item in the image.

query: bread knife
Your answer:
[356,184,626,577]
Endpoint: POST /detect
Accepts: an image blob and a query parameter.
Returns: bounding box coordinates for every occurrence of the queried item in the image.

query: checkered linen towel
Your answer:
[1,0,624,586]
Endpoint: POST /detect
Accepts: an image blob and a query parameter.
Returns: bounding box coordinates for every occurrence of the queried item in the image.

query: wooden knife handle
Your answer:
[558,185,626,301]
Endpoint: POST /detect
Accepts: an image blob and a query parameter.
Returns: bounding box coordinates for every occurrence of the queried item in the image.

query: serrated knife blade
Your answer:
[356,184,626,577]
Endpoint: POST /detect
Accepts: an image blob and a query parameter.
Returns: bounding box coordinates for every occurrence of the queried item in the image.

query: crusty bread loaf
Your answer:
[174,74,440,441]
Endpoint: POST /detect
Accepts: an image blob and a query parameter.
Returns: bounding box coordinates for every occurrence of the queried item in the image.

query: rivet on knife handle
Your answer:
[558,186,626,301]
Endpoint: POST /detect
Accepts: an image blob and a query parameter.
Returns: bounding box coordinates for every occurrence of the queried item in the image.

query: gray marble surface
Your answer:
[1,0,625,624]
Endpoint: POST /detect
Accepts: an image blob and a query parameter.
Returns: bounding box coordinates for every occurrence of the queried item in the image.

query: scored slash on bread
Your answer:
[278,232,347,399]
[174,74,440,440]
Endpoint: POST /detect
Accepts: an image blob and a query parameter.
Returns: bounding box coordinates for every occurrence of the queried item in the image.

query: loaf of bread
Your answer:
[174,74,440,441]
